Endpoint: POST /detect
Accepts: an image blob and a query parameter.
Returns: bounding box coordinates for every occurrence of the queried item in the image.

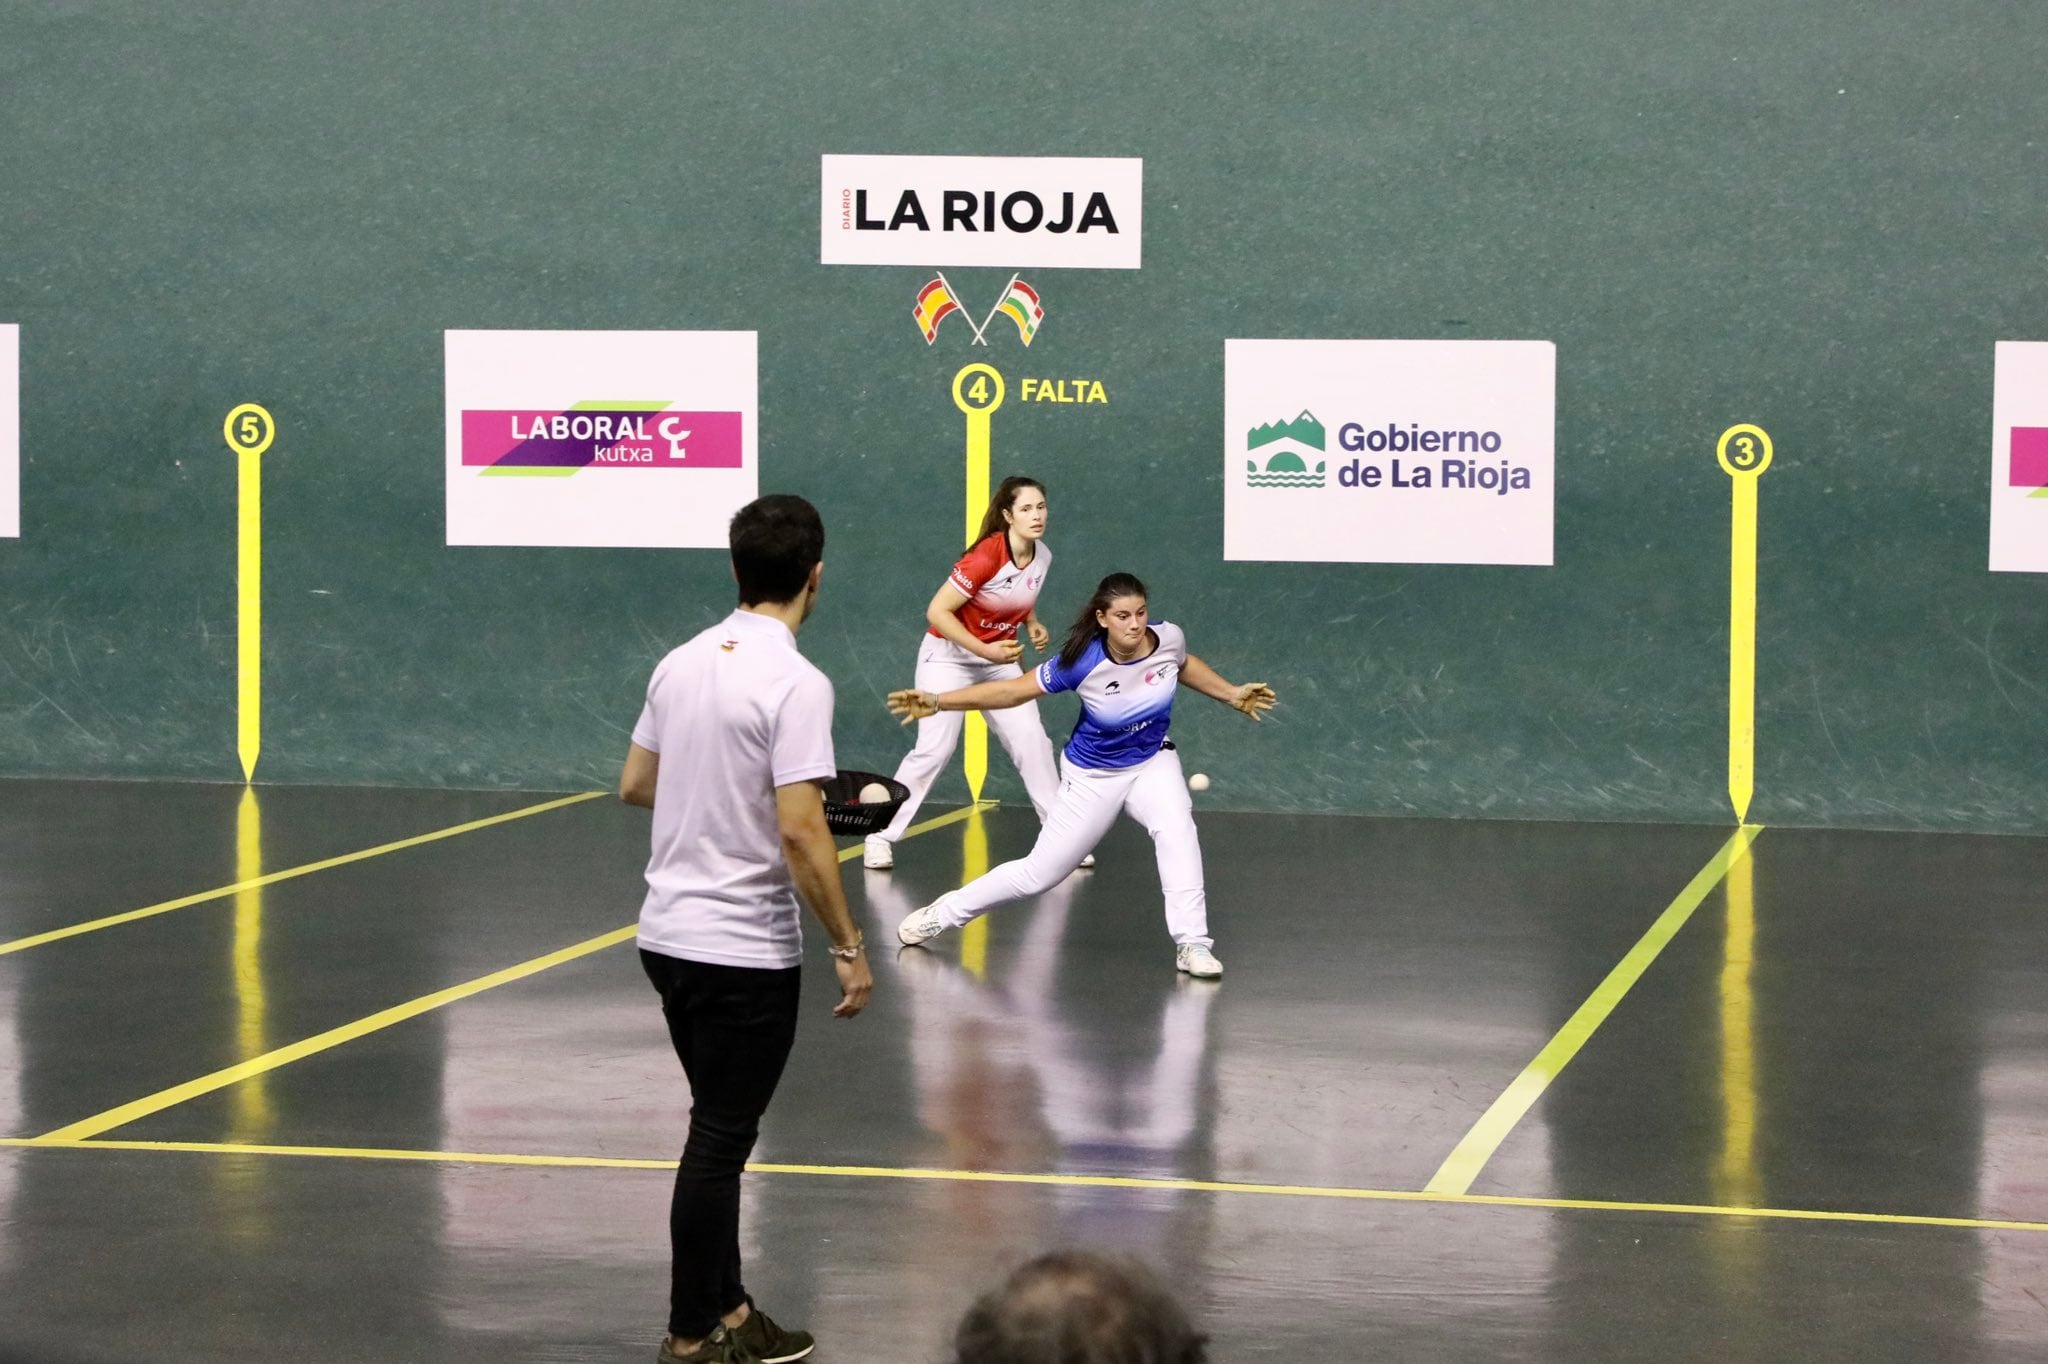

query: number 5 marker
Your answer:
[224,404,276,782]
[1716,424,1772,824]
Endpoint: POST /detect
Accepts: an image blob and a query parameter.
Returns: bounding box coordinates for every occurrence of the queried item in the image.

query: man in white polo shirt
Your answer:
[619,494,871,1364]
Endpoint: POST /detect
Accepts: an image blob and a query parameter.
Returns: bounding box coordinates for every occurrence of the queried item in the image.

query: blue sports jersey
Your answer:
[1035,621,1187,770]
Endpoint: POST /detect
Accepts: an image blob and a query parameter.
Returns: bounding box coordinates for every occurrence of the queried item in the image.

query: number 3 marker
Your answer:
[1716,424,1772,823]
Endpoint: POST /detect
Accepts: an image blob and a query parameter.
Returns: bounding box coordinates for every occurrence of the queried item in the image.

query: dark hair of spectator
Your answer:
[729,494,825,605]
[952,1250,1208,1364]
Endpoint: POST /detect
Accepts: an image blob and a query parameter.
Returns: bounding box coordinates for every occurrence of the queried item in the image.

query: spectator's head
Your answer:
[953,1251,1209,1364]
[729,494,825,615]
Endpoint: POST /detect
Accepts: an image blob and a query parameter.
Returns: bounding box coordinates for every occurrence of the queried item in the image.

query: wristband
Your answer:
[827,935,864,960]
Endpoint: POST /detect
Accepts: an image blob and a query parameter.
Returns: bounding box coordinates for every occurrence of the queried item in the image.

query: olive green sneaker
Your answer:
[733,1302,815,1362]
[657,1323,759,1364]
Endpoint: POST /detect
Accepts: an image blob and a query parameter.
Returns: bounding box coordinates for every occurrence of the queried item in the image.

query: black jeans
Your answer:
[641,949,803,1339]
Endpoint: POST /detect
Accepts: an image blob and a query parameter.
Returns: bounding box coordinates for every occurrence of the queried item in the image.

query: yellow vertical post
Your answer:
[952,365,1004,803]
[224,404,276,782]
[1716,425,1772,823]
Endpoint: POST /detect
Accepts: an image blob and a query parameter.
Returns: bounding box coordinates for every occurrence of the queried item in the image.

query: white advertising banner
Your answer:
[445,330,757,549]
[821,154,1142,269]
[1990,342,2048,572]
[0,325,16,538]
[1224,339,1555,566]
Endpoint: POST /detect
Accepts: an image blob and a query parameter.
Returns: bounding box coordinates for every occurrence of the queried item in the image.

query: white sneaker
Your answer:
[1078,853,1096,869]
[1175,944,1223,978]
[862,838,894,870]
[898,905,949,946]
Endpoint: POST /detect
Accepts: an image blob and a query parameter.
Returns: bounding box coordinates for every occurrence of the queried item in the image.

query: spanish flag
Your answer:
[913,277,961,344]
[994,277,1044,346]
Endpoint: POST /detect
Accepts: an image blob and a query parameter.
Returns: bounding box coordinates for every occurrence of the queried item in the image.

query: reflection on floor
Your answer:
[2,780,2047,1362]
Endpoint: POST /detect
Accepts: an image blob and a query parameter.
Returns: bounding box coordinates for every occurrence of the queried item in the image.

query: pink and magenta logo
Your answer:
[462,406,742,474]
[2010,427,2048,490]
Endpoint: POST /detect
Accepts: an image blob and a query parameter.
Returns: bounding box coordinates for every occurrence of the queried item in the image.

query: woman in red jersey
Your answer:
[864,475,1078,870]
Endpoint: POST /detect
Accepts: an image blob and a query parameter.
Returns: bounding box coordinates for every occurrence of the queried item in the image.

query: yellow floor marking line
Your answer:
[33,924,643,1142]
[1717,424,1773,822]
[852,800,993,855]
[224,403,276,782]
[1425,825,1764,1196]
[26,802,990,1141]
[4,1138,2043,1236]
[953,362,1003,803]
[0,791,608,959]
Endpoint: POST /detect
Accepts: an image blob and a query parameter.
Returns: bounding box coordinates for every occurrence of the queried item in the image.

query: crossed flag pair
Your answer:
[914,272,1044,347]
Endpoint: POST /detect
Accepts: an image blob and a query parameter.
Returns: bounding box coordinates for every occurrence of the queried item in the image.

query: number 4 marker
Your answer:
[951,365,1004,803]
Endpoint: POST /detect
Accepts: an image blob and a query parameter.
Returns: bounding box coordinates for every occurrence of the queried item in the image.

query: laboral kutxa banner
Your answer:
[1224,338,1555,566]
[821,154,1142,270]
[1,324,16,538]
[444,330,757,549]
[1990,342,2048,572]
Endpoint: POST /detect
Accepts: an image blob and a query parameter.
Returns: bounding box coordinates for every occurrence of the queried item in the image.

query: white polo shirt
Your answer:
[632,608,837,969]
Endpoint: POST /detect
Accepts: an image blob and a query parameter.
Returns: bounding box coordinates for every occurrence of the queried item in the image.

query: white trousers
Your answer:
[928,746,1212,947]
[875,634,1063,844]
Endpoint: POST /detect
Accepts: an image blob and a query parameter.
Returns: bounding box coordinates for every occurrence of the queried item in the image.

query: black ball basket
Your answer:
[821,770,910,836]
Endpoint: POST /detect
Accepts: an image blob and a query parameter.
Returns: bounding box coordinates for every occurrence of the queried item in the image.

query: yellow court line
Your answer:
[1425,825,1764,1196]
[4,1138,2043,1237]
[0,791,608,959]
[855,800,993,854]
[28,802,993,1142]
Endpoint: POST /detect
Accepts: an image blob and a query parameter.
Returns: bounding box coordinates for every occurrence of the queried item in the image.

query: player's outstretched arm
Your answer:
[776,780,872,1018]
[1180,653,1278,721]
[887,673,1047,725]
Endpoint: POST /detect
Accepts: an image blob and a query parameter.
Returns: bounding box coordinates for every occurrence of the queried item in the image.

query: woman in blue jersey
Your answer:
[886,572,1276,978]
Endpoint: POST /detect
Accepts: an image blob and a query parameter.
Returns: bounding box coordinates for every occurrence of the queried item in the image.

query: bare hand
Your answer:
[832,952,873,1018]
[1026,619,1051,653]
[981,638,1024,664]
[887,689,940,725]
[1232,682,1278,721]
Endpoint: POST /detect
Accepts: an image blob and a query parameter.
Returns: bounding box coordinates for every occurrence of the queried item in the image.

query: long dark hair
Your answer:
[974,475,1046,550]
[1059,572,1148,669]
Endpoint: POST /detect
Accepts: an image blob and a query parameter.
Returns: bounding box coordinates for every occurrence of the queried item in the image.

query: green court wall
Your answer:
[2,1,2043,832]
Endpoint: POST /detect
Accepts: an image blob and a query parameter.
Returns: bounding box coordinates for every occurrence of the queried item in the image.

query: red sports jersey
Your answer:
[930,533,1052,643]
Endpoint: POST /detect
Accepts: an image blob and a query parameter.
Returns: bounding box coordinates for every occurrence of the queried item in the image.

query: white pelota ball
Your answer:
[859,781,893,804]
[1187,773,1211,792]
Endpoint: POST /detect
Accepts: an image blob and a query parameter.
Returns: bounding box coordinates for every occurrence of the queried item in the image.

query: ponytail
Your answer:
[1058,573,1148,669]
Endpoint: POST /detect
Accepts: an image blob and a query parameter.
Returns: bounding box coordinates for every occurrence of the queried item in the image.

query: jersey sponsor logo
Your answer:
[1103,680,1120,693]
[720,638,738,652]
[1143,664,1176,686]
